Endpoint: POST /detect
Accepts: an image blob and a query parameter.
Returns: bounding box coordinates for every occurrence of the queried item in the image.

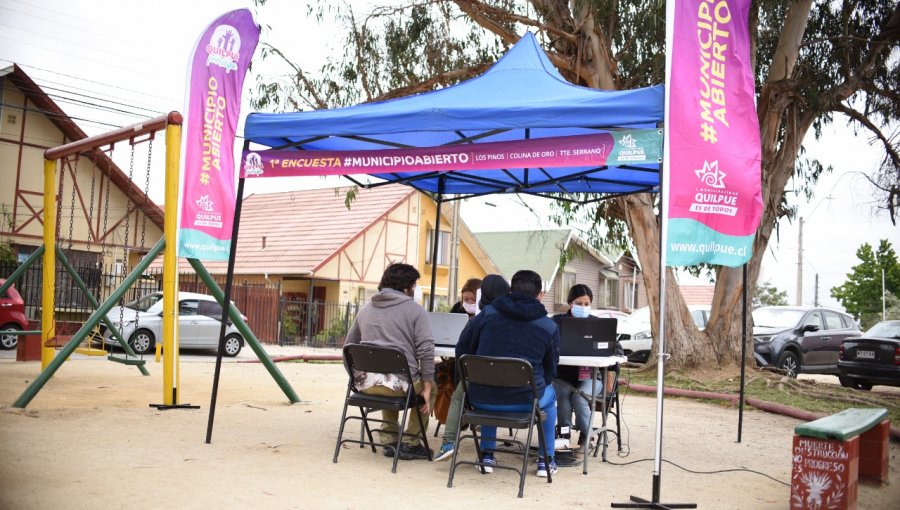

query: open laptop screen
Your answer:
[558,317,618,356]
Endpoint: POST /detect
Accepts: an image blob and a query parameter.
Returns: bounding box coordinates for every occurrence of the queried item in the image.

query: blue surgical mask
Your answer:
[571,304,591,318]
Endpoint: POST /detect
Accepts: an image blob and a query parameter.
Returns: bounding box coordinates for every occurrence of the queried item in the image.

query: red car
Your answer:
[1,279,28,350]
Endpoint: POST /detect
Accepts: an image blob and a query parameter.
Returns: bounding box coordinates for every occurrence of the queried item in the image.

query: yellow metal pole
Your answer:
[41,159,56,369]
[163,121,182,405]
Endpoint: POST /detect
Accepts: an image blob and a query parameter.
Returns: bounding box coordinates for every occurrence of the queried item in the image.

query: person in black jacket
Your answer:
[456,269,560,478]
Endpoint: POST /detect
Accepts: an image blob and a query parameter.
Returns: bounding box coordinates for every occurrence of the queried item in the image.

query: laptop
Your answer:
[429,312,469,348]
[558,317,619,356]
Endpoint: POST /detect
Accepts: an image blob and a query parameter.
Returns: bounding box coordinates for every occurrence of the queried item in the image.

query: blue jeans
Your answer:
[553,377,603,433]
[474,385,557,460]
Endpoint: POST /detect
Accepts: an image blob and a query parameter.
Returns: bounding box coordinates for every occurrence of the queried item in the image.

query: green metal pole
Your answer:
[0,245,45,295]
[55,247,149,376]
[187,258,301,404]
[12,237,165,408]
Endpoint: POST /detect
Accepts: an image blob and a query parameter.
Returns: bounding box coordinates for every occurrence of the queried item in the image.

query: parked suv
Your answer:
[101,291,246,356]
[0,279,28,350]
[752,306,860,378]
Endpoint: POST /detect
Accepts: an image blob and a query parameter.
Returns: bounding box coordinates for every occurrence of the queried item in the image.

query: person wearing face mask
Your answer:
[344,263,436,461]
[449,278,482,318]
[551,284,602,456]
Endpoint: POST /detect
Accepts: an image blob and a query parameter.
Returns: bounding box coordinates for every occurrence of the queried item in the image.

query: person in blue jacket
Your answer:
[455,269,560,478]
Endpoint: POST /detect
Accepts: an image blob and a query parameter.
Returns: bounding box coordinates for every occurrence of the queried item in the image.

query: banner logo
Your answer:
[243,152,264,176]
[694,160,726,189]
[196,195,215,212]
[206,25,241,73]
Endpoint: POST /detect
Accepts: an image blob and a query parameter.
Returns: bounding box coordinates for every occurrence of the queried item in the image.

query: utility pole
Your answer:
[796,217,803,305]
[814,274,819,307]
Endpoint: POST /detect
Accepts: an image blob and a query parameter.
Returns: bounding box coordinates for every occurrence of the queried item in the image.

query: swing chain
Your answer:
[66,153,80,252]
[85,155,98,244]
[139,138,153,252]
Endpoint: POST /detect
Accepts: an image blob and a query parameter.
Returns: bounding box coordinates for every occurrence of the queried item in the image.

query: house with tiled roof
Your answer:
[475,229,627,314]
[0,64,164,315]
[165,184,497,341]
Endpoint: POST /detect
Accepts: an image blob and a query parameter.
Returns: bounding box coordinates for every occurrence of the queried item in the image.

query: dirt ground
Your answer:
[1,353,897,509]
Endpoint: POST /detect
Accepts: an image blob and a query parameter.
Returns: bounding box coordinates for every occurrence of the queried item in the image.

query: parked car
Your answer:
[0,279,28,350]
[837,320,900,390]
[591,309,631,321]
[752,306,860,378]
[100,291,246,357]
[616,305,711,363]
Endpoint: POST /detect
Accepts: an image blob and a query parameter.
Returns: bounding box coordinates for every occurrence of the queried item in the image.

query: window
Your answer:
[198,300,224,320]
[604,278,618,308]
[425,229,450,265]
[556,272,576,304]
[823,311,843,330]
[803,311,823,328]
[179,300,199,316]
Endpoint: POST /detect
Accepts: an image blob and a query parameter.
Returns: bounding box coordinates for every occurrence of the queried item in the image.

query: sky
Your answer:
[1,0,896,311]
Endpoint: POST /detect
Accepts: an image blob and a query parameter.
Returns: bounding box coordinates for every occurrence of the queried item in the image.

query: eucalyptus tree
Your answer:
[253,0,899,369]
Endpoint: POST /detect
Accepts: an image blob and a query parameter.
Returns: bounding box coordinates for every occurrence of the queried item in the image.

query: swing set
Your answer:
[6,111,299,409]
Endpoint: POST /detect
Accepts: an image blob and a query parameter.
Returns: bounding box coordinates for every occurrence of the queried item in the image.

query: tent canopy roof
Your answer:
[244,32,664,199]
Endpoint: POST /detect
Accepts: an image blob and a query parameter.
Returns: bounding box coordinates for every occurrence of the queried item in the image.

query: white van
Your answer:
[617,305,711,363]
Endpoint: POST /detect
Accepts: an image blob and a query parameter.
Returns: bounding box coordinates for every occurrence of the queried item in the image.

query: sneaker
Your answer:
[536,458,558,477]
[398,443,433,460]
[435,442,455,462]
[475,452,496,474]
[382,445,397,457]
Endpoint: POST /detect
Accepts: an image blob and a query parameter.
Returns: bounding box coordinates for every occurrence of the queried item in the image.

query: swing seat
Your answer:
[75,347,108,356]
[107,355,146,366]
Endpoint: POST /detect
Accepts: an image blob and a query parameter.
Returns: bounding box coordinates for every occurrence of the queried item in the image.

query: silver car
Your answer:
[101,291,245,357]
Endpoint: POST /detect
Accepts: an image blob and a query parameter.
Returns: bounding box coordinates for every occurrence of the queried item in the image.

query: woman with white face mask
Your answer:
[551,284,602,456]
[449,277,482,318]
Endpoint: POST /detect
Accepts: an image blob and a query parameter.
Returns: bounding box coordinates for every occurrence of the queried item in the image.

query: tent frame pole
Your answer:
[427,176,446,311]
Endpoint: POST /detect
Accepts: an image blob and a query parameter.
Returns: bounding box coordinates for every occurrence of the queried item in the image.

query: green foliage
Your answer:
[752,280,789,308]
[831,240,900,327]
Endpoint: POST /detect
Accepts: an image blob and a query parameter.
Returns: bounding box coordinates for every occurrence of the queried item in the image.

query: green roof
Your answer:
[474,230,572,282]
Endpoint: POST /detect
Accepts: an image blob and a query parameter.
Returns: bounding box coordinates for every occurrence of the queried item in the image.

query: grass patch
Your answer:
[620,367,900,425]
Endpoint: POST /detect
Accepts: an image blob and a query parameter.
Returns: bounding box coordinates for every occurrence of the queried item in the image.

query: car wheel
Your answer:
[223,334,242,357]
[778,351,799,378]
[128,329,155,355]
[856,381,873,391]
[838,376,855,388]
[0,324,20,350]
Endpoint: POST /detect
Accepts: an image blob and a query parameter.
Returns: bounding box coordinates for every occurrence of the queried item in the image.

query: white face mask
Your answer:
[571,304,592,318]
[462,301,478,314]
[413,285,423,305]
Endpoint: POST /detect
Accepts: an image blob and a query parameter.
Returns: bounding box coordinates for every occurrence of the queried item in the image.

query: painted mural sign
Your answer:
[790,435,858,510]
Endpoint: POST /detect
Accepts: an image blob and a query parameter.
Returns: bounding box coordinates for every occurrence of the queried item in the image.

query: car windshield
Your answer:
[752,308,805,328]
[865,321,900,339]
[125,293,162,312]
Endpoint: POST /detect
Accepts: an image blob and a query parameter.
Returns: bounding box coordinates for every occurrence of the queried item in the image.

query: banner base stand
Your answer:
[611,496,696,509]
[149,403,201,410]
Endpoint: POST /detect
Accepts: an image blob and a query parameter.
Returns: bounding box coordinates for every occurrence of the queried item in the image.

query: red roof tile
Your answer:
[171,185,414,275]
[679,285,715,305]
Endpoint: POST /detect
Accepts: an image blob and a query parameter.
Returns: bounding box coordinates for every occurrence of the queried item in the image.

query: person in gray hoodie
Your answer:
[344,263,436,460]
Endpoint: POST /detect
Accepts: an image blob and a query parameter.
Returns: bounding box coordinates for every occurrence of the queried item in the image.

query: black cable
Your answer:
[604,457,790,487]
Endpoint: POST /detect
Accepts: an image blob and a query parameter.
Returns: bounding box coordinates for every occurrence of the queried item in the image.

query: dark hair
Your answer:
[510,269,543,297]
[378,263,420,292]
[461,277,482,295]
[566,284,593,305]
[479,274,510,308]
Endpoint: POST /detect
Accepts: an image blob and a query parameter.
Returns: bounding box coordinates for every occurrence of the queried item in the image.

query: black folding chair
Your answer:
[447,355,552,498]
[333,344,431,473]
[592,365,622,456]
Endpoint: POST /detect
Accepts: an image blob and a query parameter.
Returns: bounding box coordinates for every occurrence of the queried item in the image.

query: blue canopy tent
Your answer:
[243,32,665,200]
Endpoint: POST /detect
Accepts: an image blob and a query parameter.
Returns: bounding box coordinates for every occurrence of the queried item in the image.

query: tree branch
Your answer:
[834,104,900,170]
[371,63,492,101]
[261,43,328,110]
